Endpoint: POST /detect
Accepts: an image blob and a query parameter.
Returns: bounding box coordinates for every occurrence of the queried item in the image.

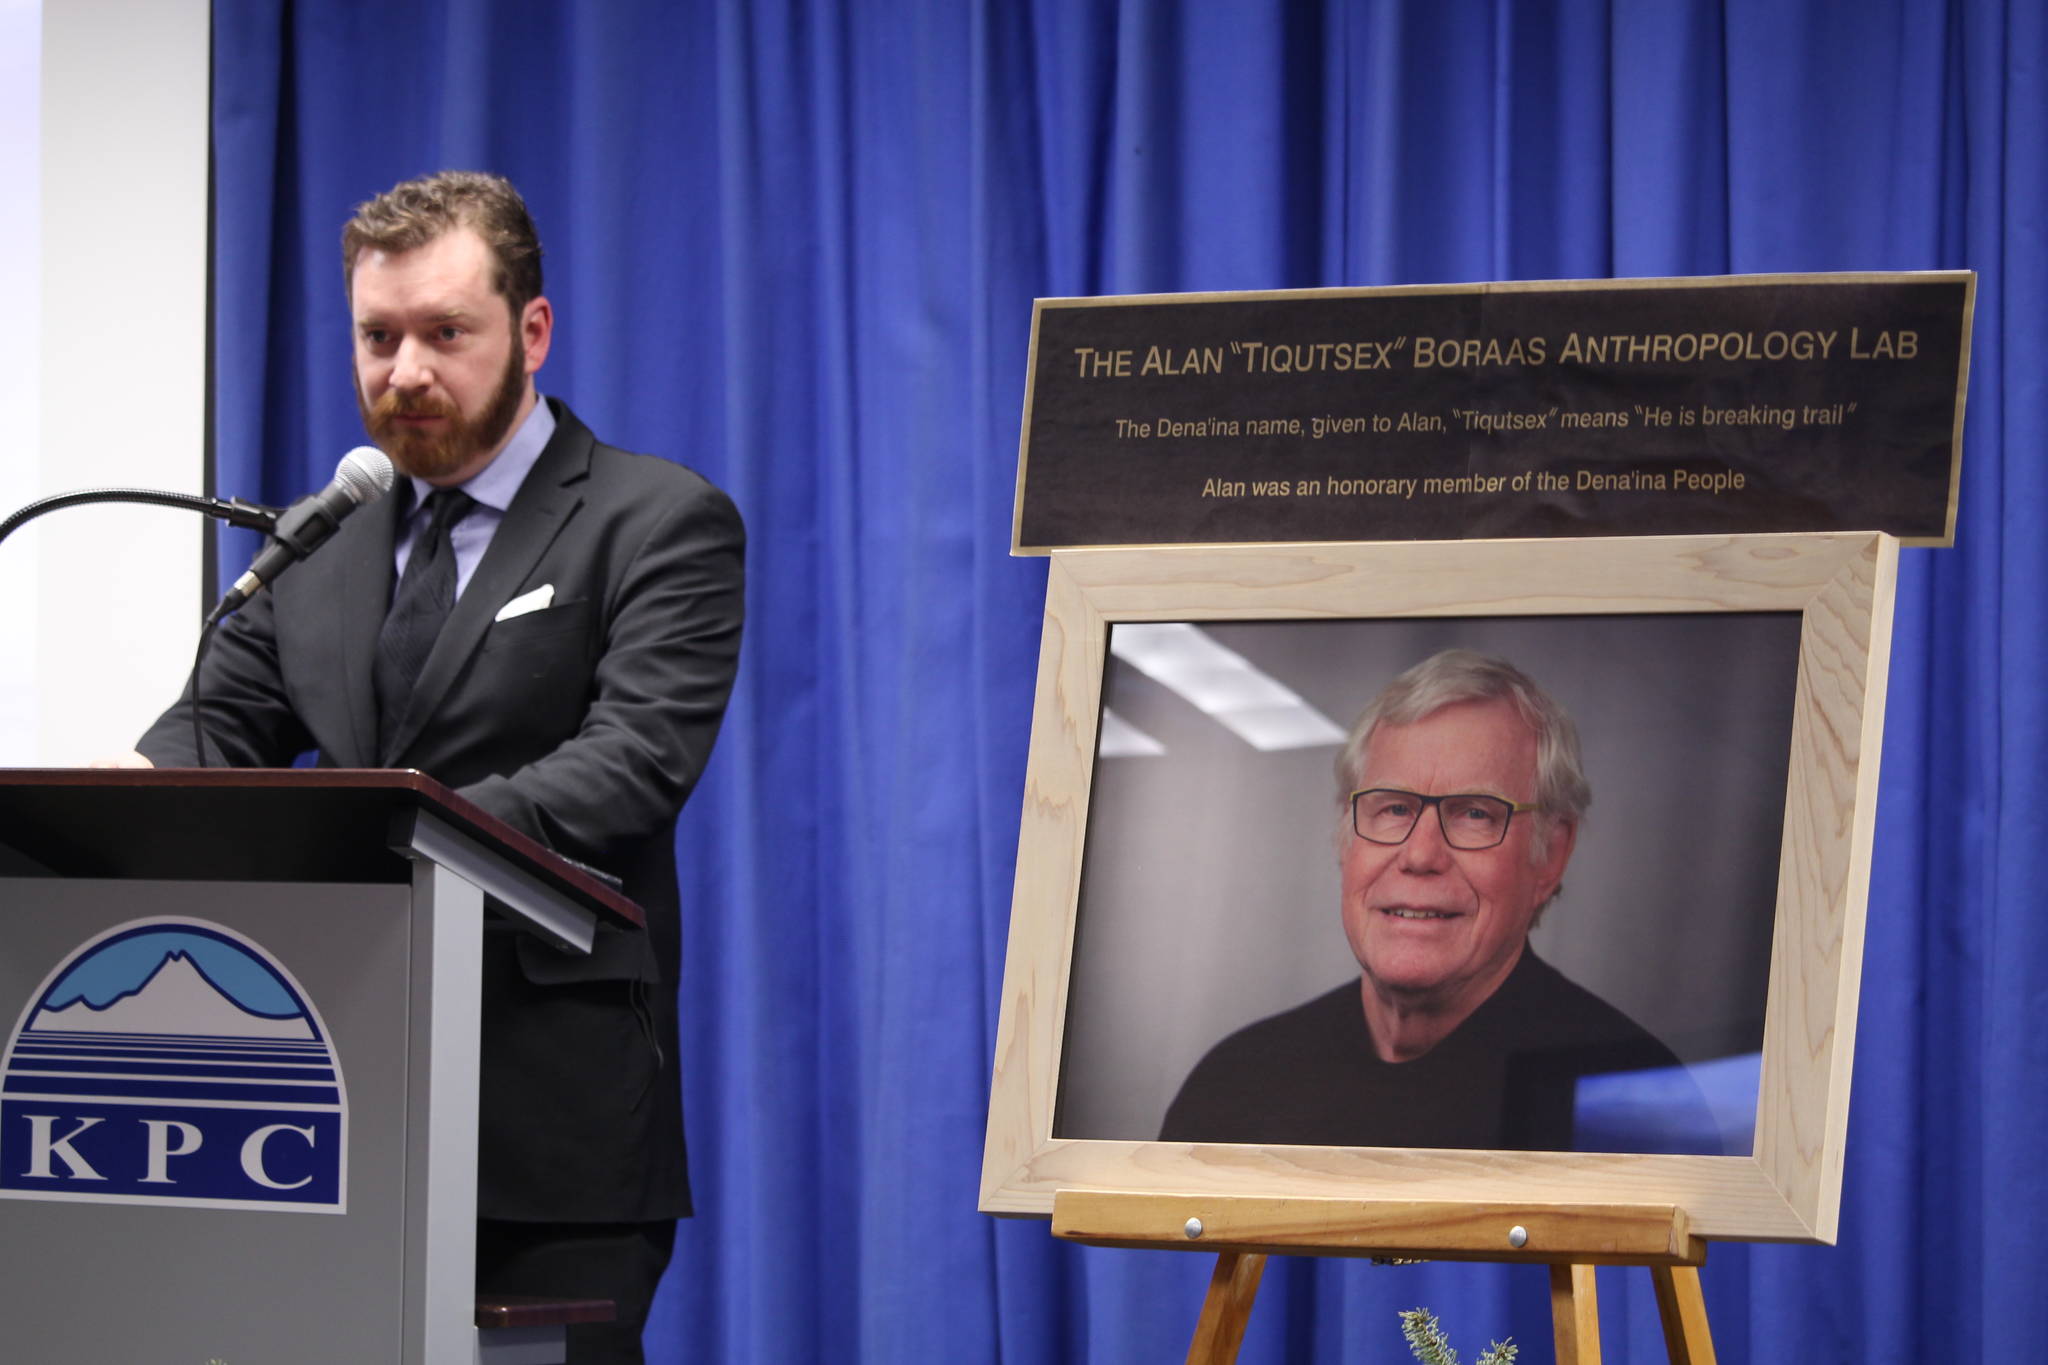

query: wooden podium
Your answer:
[0,769,636,1364]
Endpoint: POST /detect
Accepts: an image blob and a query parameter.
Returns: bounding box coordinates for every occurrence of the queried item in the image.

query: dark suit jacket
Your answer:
[137,399,745,1222]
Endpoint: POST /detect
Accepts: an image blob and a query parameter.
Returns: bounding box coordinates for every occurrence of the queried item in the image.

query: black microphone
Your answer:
[209,446,395,622]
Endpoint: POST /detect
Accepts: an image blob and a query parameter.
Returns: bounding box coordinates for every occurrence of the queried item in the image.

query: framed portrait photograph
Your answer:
[981,533,1895,1245]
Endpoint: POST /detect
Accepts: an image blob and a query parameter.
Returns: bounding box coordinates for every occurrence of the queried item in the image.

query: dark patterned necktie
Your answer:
[374,488,475,760]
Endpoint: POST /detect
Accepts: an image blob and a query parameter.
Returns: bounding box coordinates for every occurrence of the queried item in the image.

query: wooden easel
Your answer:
[1052,1191,1715,1364]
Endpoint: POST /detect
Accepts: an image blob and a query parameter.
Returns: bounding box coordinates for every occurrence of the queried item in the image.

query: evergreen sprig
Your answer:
[1398,1307,1518,1365]
[1398,1308,1459,1365]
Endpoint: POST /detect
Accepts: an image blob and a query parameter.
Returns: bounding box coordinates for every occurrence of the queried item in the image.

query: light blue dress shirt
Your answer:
[389,395,557,600]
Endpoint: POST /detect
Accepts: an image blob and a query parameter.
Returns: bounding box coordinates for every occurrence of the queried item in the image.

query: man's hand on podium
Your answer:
[87,751,155,769]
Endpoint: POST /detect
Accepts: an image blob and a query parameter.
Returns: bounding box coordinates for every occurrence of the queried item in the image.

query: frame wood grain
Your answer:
[981,532,1895,1244]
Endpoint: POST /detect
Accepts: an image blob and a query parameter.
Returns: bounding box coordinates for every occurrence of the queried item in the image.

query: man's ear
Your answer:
[520,295,553,376]
[1534,818,1577,903]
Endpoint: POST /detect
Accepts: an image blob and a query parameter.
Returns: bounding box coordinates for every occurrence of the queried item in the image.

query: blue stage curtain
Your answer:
[210,1,2044,1359]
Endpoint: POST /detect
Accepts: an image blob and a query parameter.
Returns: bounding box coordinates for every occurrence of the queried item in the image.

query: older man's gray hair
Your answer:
[1334,648,1592,860]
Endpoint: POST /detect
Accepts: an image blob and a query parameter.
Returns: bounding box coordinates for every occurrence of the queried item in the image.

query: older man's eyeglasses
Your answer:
[1348,788,1539,851]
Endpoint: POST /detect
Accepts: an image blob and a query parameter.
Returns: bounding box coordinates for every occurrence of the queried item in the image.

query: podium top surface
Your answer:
[0,768,643,930]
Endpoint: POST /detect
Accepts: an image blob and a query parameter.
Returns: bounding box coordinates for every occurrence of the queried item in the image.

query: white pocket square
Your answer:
[494,584,555,622]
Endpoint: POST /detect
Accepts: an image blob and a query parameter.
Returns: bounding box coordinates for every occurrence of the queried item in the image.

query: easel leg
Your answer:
[1650,1265,1716,1365]
[1549,1263,1601,1364]
[1184,1251,1266,1365]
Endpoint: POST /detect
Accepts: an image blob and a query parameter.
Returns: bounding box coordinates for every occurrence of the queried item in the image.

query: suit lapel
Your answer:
[277,486,395,768]
[336,490,402,766]
[382,406,592,764]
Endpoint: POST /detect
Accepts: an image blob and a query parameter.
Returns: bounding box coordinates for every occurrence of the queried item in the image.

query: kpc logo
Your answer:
[0,919,347,1213]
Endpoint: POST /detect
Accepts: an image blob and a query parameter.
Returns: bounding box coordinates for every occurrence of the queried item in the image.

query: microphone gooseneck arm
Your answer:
[2,450,394,769]
[0,486,284,773]
[0,488,284,549]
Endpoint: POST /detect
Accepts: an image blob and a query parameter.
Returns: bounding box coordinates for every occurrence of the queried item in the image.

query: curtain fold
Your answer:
[211,1,2043,1358]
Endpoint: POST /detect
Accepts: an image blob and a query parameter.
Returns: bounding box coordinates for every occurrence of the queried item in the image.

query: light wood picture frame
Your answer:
[981,532,1895,1244]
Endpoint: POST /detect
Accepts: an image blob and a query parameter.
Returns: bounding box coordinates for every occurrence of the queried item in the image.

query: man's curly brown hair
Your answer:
[341,170,543,318]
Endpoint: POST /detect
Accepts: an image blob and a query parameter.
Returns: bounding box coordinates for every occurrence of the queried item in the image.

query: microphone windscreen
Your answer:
[335,446,396,505]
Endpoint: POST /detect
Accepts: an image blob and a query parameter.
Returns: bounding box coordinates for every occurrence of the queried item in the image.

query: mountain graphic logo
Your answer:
[0,919,347,1212]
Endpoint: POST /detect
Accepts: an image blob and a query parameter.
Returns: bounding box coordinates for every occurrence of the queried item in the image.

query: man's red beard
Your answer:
[359,337,527,481]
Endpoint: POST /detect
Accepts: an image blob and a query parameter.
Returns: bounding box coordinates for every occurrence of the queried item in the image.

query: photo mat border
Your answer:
[981,532,1896,1244]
